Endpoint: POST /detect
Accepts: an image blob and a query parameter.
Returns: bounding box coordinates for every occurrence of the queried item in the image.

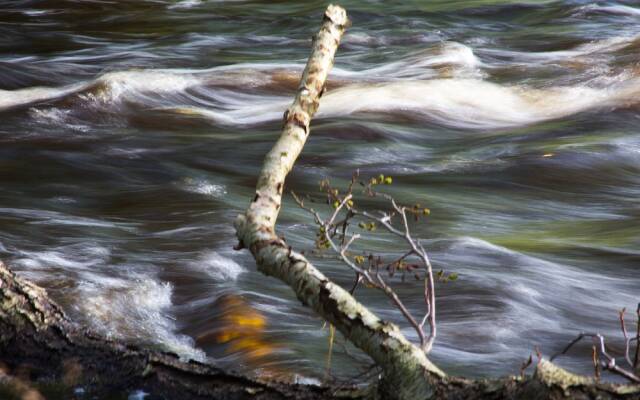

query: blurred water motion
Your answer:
[0,0,639,381]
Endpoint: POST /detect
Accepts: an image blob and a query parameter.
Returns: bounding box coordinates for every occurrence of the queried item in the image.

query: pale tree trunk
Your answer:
[234,4,640,400]
[233,4,443,399]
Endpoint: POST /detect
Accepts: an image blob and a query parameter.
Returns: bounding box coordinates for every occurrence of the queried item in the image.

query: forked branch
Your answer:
[292,171,440,353]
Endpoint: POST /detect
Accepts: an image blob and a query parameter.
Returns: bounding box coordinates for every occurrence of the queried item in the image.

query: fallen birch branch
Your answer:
[233,4,640,399]
[233,4,443,399]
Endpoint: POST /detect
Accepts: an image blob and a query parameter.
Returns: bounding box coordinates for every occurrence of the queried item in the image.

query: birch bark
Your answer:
[233,5,640,400]
[234,5,443,399]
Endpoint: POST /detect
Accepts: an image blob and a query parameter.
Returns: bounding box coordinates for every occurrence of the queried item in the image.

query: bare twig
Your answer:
[592,345,600,381]
[634,303,640,369]
[551,332,640,383]
[348,195,437,352]
[619,308,634,367]
[293,177,440,353]
[325,324,336,381]
[520,354,533,379]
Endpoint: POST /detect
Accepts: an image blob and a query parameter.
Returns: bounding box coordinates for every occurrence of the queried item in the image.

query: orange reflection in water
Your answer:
[196,294,280,373]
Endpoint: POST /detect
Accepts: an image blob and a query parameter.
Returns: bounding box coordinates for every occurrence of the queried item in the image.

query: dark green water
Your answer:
[1,0,639,388]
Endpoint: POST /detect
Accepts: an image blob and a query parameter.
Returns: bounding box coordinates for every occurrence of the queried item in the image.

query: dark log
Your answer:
[0,260,361,400]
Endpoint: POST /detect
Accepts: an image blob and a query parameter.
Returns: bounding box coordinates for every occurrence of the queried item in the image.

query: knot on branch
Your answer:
[250,238,287,256]
[285,108,310,134]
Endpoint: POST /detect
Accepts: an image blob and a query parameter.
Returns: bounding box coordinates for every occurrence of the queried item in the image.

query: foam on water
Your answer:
[83,70,200,104]
[78,275,206,361]
[0,70,200,112]
[4,36,640,132]
[0,207,139,231]
[575,4,640,17]
[180,178,227,198]
[342,42,483,80]
[0,83,87,111]
[168,0,202,9]
[12,243,206,362]
[424,236,639,373]
[483,34,640,62]
[320,77,640,128]
[189,250,246,281]
[0,41,480,112]
[178,74,640,128]
[14,244,110,272]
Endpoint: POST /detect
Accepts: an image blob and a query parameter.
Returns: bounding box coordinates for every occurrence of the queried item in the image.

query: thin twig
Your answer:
[520,354,533,379]
[294,180,439,354]
[551,332,640,383]
[634,303,640,369]
[619,308,634,367]
[592,345,600,381]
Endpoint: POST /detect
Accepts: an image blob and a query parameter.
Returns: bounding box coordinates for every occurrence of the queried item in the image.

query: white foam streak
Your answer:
[87,70,200,103]
[160,75,640,129]
[0,70,200,112]
[3,36,640,130]
[180,178,227,197]
[168,0,202,9]
[0,207,138,231]
[189,251,245,281]
[79,276,206,361]
[482,34,640,66]
[318,77,640,128]
[345,42,483,80]
[0,83,87,111]
[576,4,640,17]
[432,235,639,362]
[13,243,206,361]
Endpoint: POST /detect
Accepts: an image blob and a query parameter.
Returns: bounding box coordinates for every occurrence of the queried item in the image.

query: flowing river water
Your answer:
[1,0,639,384]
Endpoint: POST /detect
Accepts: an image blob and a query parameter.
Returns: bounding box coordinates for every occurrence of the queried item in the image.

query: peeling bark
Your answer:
[234,4,640,400]
[234,4,442,399]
